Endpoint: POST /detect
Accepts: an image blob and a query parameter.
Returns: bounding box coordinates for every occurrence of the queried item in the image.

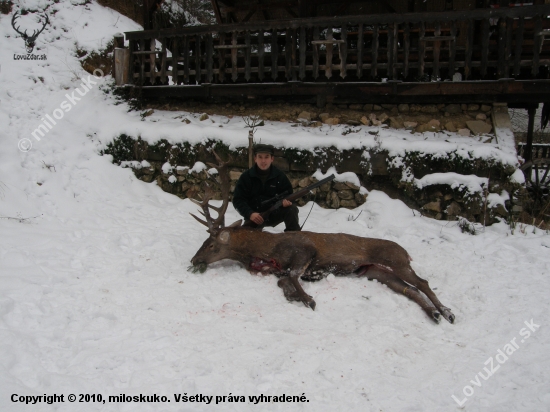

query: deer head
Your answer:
[12,11,49,54]
[189,150,241,272]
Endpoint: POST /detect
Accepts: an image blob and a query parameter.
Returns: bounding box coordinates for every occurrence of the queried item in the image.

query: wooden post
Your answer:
[248,130,254,168]
[525,106,536,164]
[114,33,124,48]
[113,33,129,85]
[114,49,130,85]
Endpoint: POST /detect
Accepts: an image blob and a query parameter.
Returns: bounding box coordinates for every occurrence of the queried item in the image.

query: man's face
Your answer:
[254,152,274,171]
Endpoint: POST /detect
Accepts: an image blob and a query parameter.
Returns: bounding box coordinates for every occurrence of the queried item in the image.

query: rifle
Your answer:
[260,190,291,208]
[244,174,335,226]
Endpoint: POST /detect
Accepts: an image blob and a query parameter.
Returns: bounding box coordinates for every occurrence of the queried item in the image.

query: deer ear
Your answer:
[218,230,231,244]
[228,219,242,228]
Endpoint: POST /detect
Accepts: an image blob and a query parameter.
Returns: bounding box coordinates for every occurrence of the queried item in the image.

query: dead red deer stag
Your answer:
[190,151,455,324]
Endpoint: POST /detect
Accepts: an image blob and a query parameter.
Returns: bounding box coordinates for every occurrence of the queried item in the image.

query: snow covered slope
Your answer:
[1,2,549,411]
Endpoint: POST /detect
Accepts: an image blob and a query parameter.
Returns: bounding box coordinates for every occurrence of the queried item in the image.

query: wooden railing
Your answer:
[518,142,550,159]
[125,5,550,86]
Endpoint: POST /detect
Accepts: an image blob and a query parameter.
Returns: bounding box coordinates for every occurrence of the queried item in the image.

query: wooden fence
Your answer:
[124,5,550,87]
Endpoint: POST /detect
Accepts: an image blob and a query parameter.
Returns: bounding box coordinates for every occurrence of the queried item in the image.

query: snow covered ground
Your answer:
[1,1,549,411]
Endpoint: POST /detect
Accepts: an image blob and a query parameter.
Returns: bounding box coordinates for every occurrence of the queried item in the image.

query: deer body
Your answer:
[191,227,455,324]
[189,151,455,324]
[194,228,407,275]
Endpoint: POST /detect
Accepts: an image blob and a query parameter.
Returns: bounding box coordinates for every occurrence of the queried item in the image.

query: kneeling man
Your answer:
[233,144,300,231]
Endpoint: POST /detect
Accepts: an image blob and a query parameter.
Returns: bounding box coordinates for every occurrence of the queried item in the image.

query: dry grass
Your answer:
[0,0,13,14]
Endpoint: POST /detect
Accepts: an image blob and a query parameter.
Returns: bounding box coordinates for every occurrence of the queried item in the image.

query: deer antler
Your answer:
[32,13,49,39]
[189,149,232,233]
[11,13,26,38]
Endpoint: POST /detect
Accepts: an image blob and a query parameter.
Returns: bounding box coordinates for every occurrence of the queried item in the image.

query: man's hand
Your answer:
[282,199,292,208]
[250,212,264,225]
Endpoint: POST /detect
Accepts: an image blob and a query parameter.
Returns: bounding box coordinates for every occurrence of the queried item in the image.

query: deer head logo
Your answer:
[11,11,49,54]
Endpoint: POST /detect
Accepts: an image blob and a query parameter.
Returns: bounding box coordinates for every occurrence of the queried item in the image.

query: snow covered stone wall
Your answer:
[105,135,524,226]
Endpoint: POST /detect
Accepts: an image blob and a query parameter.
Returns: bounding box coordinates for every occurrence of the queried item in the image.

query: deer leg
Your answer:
[359,267,443,323]
[277,278,303,302]
[394,267,455,324]
[277,259,316,310]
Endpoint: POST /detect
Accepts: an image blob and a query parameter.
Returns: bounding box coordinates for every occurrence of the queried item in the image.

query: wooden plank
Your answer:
[340,25,348,79]
[138,78,550,105]
[214,45,249,49]
[311,40,345,45]
[183,36,191,84]
[258,30,265,81]
[211,0,223,24]
[390,23,398,79]
[371,24,379,78]
[132,50,163,55]
[171,37,179,85]
[481,19,489,78]
[150,38,156,83]
[312,26,319,79]
[292,28,297,81]
[245,30,251,81]
[326,27,333,79]
[514,17,524,77]
[231,31,238,82]
[532,15,542,76]
[125,5,550,40]
[404,23,410,79]
[285,28,292,80]
[195,34,203,83]
[357,23,364,79]
[497,18,506,78]
[271,28,278,80]
[387,23,394,80]
[419,22,425,78]
[465,19,473,80]
[216,32,225,83]
[139,39,145,85]
[128,39,135,83]
[139,79,550,104]
[299,26,306,80]
[448,21,456,79]
[505,17,513,78]
[420,36,455,42]
[206,33,213,83]
[433,22,441,80]
[242,8,256,23]
[160,37,167,84]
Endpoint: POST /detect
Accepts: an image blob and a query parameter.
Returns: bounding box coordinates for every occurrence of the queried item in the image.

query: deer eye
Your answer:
[209,244,214,249]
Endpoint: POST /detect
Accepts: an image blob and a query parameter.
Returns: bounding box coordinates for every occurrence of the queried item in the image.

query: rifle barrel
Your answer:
[286,174,335,202]
[261,174,336,218]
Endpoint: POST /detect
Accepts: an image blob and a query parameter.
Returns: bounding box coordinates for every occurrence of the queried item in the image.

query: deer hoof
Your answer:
[440,308,455,324]
[429,310,441,324]
[302,297,316,311]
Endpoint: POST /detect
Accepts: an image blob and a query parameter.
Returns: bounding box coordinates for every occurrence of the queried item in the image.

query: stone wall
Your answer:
[148,100,498,138]
[106,130,524,226]
[294,103,494,137]
[126,158,367,210]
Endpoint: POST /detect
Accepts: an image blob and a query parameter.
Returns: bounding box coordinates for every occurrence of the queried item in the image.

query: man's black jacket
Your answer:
[232,165,293,220]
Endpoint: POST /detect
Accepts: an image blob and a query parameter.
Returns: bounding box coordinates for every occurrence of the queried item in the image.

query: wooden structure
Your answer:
[124,3,550,106]
[119,1,550,216]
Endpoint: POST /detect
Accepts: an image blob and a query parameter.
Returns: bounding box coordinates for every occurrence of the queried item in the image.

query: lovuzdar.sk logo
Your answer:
[12,10,49,57]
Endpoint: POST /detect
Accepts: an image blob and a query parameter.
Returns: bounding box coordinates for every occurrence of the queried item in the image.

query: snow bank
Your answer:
[1,2,549,412]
